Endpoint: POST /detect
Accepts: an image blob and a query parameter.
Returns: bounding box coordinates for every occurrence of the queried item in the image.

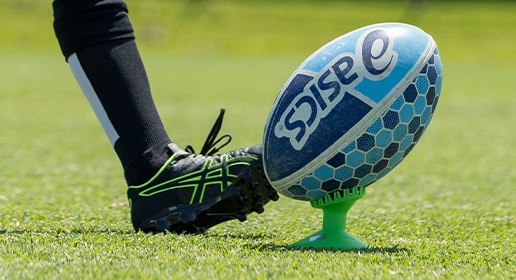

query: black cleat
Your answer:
[127,109,279,234]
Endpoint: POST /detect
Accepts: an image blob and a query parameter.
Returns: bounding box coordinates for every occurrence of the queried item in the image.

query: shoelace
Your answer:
[185,108,232,156]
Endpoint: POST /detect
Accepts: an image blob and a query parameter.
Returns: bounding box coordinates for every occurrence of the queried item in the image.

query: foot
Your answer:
[127,143,279,234]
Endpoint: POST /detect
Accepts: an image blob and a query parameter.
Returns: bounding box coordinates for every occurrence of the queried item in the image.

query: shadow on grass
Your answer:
[0,228,135,235]
[249,243,410,254]
[211,232,409,254]
[208,232,278,240]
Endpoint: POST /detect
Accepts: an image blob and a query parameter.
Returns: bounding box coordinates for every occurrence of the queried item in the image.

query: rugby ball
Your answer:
[263,23,442,201]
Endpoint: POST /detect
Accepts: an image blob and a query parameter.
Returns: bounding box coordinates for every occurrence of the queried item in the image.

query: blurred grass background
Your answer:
[1,0,515,61]
[0,0,515,279]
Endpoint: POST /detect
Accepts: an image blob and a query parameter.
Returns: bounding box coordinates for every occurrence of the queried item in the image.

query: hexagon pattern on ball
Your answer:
[285,48,442,201]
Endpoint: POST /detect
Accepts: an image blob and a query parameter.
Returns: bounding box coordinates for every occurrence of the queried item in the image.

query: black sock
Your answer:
[53,0,172,185]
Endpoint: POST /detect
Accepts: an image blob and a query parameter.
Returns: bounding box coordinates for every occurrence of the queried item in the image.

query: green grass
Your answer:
[0,1,515,279]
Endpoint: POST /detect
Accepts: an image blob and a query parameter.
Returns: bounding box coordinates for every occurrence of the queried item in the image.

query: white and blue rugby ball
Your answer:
[263,23,442,201]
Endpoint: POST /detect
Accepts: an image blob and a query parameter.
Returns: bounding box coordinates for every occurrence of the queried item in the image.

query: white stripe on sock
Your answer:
[68,53,120,146]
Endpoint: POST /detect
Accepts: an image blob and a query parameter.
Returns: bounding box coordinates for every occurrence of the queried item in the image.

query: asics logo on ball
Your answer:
[275,29,398,150]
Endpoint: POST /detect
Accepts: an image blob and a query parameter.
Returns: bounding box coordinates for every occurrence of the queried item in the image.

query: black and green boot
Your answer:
[128,110,279,234]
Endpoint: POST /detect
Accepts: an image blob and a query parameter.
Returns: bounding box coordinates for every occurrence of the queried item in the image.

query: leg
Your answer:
[53,0,171,185]
[52,0,278,233]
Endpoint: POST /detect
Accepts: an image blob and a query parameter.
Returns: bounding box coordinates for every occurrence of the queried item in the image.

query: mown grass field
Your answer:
[0,1,515,279]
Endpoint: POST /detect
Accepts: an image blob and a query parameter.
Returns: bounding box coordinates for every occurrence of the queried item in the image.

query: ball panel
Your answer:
[264,89,373,182]
[264,23,434,185]
[274,47,442,200]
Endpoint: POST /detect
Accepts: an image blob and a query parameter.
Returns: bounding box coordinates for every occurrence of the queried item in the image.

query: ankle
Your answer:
[124,143,173,186]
